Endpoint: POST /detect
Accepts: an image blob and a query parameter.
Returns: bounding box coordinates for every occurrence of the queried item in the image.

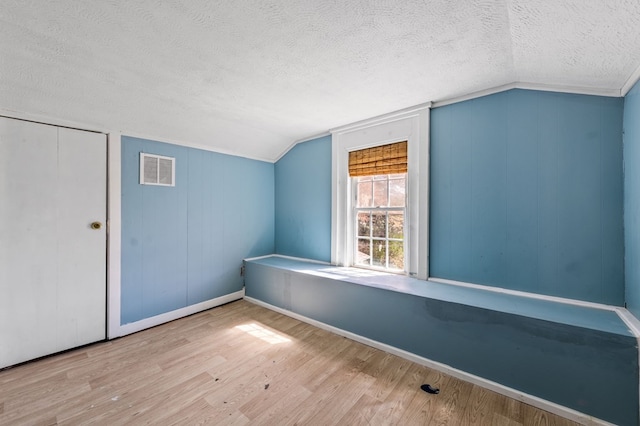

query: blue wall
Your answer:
[274,135,332,262]
[121,136,274,324]
[624,80,640,318]
[430,89,625,305]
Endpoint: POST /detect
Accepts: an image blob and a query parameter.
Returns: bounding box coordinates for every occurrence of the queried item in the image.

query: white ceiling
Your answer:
[2,1,640,161]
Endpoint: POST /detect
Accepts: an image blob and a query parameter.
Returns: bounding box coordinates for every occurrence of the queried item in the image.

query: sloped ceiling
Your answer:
[2,1,640,161]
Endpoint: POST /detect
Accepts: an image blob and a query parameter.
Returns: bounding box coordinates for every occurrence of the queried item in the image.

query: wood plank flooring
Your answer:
[0,300,578,425]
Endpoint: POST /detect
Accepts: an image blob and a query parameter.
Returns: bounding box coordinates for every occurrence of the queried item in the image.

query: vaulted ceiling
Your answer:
[2,1,640,161]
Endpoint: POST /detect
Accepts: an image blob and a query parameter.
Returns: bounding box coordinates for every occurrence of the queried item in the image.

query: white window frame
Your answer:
[331,104,430,279]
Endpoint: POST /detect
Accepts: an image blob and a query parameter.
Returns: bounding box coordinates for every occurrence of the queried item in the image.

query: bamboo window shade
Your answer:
[348,141,408,177]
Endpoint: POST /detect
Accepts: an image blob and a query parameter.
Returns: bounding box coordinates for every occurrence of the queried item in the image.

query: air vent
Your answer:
[140,153,175,186]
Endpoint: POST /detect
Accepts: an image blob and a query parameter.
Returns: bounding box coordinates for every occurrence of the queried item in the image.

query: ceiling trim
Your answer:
[0,107,275,162]
[120,130,275,163]
[282,78,629,162]
[275,102,432,163]
[431,83,518,108]
[273,131,332,163]
[330,102,432,135]
[432,81,623,109]
[621,63,640,96]
[514,82,622,98]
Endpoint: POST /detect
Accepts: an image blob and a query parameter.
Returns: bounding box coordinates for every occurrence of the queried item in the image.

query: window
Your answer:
[354,173,406,271]
[331,105,430,278]
[349,140,408,272]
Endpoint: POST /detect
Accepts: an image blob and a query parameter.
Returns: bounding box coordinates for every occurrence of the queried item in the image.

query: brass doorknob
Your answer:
[91,221,103,230]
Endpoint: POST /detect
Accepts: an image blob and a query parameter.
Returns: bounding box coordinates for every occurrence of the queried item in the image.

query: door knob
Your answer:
[91,221,103,230]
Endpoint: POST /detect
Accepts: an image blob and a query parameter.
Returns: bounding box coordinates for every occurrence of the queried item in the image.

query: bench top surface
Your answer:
[246,255,634,337]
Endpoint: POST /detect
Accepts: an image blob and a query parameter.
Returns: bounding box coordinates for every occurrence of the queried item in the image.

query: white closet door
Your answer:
[0,117,106,369]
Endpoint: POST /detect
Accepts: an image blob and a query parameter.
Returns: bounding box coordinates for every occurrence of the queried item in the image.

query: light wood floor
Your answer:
[0,300,578,426]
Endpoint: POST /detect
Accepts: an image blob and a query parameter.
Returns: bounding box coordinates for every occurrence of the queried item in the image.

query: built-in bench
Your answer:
[243,255,639,426]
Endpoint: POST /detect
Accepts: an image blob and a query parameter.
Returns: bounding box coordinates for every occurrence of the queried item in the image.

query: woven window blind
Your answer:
[348,141,407,177]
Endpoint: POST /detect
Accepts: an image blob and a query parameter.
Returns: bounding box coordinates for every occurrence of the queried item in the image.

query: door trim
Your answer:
[107,133,122,339]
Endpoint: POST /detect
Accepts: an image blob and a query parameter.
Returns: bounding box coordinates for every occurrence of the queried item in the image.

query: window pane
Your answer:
[372,240,386,267]
[388,211,404,239]
[372,212,386,238]
[357,212,370,237]
[373,179,388,207]
[352,172,407,273]
[357,239,371,265]
[357,180,372,207]
[389,177,405,207]
[389,241,404,270]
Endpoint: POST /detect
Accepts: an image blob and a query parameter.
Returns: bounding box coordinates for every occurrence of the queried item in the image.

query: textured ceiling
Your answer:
[2,1,640,161]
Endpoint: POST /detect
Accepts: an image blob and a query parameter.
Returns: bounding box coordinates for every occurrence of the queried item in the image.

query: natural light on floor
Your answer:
[235,323,291,344]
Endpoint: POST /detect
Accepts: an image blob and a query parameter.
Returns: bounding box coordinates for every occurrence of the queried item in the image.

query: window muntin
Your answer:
[353,173,406,271]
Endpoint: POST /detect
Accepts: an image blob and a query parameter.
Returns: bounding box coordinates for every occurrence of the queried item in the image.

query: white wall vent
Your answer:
[140,153,175,186]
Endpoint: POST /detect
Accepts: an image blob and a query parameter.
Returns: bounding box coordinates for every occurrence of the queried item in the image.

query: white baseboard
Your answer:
[244,296,615,426]
[110,289,245,338]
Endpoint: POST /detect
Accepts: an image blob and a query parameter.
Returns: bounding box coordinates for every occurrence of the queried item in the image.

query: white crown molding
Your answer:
[120,130,274,163]
[432,81,622,108]
[515,81,622,98]
[274,102,433,164]
[273,131,331,163]
[284,79,626,164]
[431,83,518,108]
[330,102,432,135]
[621,63,640,96]
[0,108,275,162]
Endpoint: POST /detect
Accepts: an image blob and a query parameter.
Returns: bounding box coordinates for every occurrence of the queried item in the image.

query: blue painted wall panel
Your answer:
[121,142,145,322]
[505,93,538,291]
[450,102,475,279]
[430,89,624,305]
[186,149,225,305]
[600,102,625,300]
[471,94,508,285]
[121,139,190,322]
[536,100,562,296]
[624,80,640,319]
[428,106,451,279]
[274,135,331,262]
[121,136,274,324]
[221,154,276,293]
